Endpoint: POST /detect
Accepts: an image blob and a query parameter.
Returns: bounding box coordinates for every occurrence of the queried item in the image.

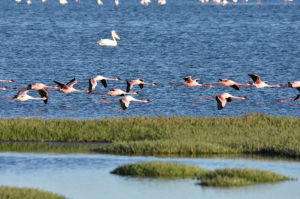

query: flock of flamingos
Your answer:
[14,0,294,6]
[0,74,300,110]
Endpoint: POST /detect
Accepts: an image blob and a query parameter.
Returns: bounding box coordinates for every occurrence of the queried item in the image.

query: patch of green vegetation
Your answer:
[111,161,211,178]
[198,168,293,187]
[1,114,300,157]
[112,162,293,187]
[0,186,66,199]
[0,143,102,154]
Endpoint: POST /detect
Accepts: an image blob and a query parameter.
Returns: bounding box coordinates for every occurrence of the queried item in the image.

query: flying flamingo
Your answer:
[79,75,121,94]
[0,86,9,90]
[14,83,59,90]
[101,96,151,110]
[91,89,140,96]
[248,74,283,88]
[195,92,248,110]
[52,78,89,94]
[217,79,251,90]
[125,79,157,92]
[170,76,204,87]
[0,79,14,82]
[0,89,49,104]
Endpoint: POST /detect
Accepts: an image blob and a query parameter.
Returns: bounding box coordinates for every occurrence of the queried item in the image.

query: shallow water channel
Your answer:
[0,148,299,199]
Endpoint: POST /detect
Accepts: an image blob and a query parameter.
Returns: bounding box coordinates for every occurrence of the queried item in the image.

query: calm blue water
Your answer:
[0,0,300,118]
[0,153,299,199]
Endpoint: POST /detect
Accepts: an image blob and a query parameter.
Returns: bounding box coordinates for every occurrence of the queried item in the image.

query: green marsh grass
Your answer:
[1,114,300,157]
[0,186,66,199]
[198,168,293,187]
[111,161,211,178]
[111,162,293,187]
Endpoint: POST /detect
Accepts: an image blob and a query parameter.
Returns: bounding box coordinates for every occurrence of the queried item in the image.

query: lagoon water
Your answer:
[0,153,299,199]
[0,0,300,118]
[0,1,300,198]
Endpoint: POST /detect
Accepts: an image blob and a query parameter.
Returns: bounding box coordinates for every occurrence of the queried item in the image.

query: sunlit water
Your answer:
[0,153,299,199]
[0,0,299,118]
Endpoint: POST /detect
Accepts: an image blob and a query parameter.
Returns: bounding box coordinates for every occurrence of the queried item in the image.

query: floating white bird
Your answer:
[97,30,120,46]
[115,0,119,5]
[59,0,68,4]
[42,0,46,2]
[27,0,32,4]
[15,0,22,2]
[97,0,103,5]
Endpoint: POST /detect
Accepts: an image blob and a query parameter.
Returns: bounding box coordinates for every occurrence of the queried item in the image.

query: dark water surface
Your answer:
[0,153,299,199]
[0,0,300,118]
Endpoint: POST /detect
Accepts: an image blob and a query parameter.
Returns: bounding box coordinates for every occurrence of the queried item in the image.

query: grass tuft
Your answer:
[0,186,66,199]
[198,168,293,187]
[111,161,211,178]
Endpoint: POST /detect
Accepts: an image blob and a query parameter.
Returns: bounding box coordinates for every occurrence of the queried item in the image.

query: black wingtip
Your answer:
[294,95,300,101]
[231,85,240,90]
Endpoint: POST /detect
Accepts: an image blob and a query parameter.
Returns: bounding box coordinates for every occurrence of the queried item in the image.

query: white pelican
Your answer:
[160,0,166,5]
[97,0,103,5]
[42,0,46,2]
[232,0,237,3]
[15,0,22,2]
[59,0,68,4]
[27,0,32,4]
[97,31,120,46]
[115,0,119,5]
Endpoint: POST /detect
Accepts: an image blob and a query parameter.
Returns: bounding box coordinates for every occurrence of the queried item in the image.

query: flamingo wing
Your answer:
[18,90,29,96]
[216,96,227,110]
[230,85,240,90]
[100,79,108,88]
[119,99,130,110]
[226,97,232,102]
[67,78,77,88]
[139,84,144,89]
[183,76,192,82]
[88,79,97,94]
[248,74,261,83]
[53,80,66,89]
[126,81,133,92]
[37,88,49,104]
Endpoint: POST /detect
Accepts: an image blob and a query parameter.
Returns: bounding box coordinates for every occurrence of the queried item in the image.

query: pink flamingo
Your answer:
[91,89,140,96]
[0,89,49,104]
[248,74,283,88]
[79,75,121,94]
[170,76,204,87]
[206,79,251,90]
[1,86,9,90]
[115,79,157,92]
[52,78,89,94]
[14,83,59,90]
[196,92,248,110]
[101,95,151,110]
[0,79,14,82]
